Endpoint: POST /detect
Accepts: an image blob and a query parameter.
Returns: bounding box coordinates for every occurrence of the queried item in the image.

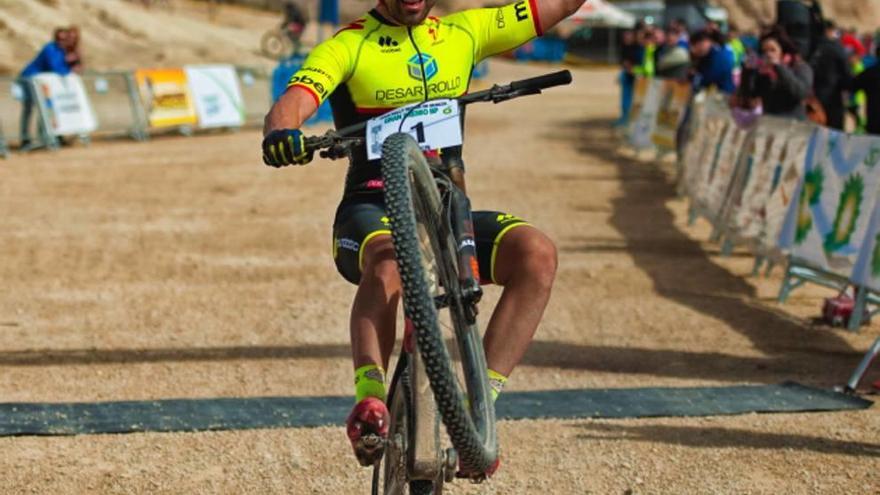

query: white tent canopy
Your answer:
[567,0,637,28]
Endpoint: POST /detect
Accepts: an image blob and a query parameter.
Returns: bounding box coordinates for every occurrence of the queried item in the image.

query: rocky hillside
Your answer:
[2,0,877,76]
[0,0,278,76]
[715,0,880,32]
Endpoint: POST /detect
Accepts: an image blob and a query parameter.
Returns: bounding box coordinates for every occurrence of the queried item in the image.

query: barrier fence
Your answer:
[0,64,273,154]
[627,77,880,333]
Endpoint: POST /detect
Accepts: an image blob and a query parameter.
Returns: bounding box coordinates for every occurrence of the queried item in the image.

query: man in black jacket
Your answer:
[851,45,880,135]
[810,20,851,130]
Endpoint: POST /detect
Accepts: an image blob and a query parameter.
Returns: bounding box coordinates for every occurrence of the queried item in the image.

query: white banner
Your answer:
[31,73,97,136]
[184,65,245,128]
[696,119,749,221]
[757,121,815,256]
[681,93,723,199]
[780,127,880,275]
[627,77,662,150]
[724,118,813,248]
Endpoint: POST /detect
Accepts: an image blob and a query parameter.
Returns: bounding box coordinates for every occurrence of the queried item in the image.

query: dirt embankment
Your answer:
[0,0,278,76]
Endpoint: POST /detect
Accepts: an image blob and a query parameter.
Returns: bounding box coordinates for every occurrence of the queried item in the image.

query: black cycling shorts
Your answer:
[332,196,529,285]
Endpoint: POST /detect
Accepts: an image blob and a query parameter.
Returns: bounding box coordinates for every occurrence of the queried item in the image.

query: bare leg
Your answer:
[350,235,400,372]
[483,226,558,376]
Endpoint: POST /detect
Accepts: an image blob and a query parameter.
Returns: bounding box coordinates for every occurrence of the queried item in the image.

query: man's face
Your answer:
[380,0,438,26]
[690,39,712,58]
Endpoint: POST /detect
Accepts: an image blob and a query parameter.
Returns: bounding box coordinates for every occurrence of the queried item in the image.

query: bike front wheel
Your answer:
[380,133,498,475]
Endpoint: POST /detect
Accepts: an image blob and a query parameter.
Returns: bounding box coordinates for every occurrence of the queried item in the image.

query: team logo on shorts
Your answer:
[407,53,438,81]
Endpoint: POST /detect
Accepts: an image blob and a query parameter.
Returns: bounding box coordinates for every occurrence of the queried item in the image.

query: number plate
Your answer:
[366,99,462,160]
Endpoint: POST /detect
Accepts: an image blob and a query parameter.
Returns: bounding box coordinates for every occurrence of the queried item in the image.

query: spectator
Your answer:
[841,28,867,58]
[636,27,657,78]
[615,29,641,127]
[690,30,736,94]
[849,46,868,131]
[281,1,308,48]
[739,26,814,120]
[850,45,880,135]
[740,29,760,55]
[727,24,747,68]
[65,25,84,73]
[810,20,851,130]
[656,26,691,80]
[671,18,689,48]
[17,28,74,150]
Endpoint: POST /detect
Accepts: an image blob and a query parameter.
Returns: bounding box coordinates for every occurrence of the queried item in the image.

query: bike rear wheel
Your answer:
[375,354,442,495]
[380,132,498,475]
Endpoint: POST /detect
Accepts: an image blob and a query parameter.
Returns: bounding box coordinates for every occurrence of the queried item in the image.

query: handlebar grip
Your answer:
[509,70,572,92]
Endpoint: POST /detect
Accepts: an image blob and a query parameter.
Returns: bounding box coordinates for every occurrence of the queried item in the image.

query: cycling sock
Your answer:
[354,364,386,403]
[488,369,508,402]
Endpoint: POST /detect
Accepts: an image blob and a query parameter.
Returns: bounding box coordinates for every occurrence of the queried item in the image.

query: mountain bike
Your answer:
[302,70,572,494]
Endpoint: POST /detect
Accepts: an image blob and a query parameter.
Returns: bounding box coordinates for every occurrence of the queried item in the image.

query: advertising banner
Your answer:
[651,79,691,151]
[31,73,98,136]
[680,94,729,203]
[134,68,197,128]
[695,119,749,221]
[185,65,245,128]
[852,198,880,291]
[627,77,662,150]
[757,121,814,254]
[780,128,880,275]
[725,118,812,247]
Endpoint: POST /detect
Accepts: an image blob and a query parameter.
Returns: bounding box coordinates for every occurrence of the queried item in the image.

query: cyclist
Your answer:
[281,1,308,47]
[262,0,586,476]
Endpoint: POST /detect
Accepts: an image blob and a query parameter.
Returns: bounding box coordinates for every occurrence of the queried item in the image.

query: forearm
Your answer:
[263,86,319,135]
[535,0,585,33]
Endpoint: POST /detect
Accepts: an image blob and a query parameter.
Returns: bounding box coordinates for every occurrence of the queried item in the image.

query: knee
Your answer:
[524,236,558,290]
[361,240,401,294]
[509,230,558,290]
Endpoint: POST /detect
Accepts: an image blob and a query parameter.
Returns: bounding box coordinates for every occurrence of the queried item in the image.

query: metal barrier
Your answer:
[0,77,44,150]
[80,71,149,141]
[235,65,272,127]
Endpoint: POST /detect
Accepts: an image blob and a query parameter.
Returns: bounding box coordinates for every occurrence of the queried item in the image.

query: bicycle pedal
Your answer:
[354,434,386,467]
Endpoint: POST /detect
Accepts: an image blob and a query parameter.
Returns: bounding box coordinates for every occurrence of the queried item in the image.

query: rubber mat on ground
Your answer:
[0,382,870,436]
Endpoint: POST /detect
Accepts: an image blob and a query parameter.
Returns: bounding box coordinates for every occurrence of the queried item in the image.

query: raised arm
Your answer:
[534,0,586,33]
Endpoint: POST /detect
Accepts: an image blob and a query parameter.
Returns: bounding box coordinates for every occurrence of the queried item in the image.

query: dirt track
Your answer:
[0,61,878,494]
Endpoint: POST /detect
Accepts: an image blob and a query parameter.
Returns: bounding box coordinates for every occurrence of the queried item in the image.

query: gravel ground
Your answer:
[0,61,877,494]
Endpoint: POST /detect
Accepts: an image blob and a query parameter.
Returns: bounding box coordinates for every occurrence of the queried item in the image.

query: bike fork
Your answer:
[447,188,482,322]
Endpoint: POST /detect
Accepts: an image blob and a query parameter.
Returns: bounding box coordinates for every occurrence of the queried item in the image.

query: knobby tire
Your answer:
[380,132,497,475]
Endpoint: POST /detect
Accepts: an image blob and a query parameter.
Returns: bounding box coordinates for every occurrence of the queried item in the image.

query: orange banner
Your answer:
[134,68,197,128]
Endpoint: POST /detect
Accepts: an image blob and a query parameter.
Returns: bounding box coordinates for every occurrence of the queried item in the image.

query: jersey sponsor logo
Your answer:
[337,237,360,253]
[496,213,523,224]
[299,66,336,85]
[377,36,398,47]
[496,8,506,29]
[288,74,329,100]
[407,53,439,81]
[375,76,463,103]
[514,1,529,22]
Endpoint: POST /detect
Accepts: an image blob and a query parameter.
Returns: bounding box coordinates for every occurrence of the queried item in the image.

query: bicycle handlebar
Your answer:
[511,69,573,92]
[304,70,572,159]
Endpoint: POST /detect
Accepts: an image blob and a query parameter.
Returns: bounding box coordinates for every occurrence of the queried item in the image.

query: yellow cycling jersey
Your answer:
[287,1,542,194]
[288,1,541,123]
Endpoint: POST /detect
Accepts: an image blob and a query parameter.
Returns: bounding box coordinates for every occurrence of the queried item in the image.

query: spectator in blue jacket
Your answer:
[689,30,736,94]
[18,28,74,150]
